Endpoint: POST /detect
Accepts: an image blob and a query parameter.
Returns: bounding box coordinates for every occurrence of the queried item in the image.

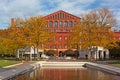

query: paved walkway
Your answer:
[0,62,36,80]
[0,62,33,72]
[85,62,120,76]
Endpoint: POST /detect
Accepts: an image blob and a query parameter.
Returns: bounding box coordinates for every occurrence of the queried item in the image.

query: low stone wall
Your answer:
[84,62,120,76]
[41,62,87,68]
[0,62,41,80]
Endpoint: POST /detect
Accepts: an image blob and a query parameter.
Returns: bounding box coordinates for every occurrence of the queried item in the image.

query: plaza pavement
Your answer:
[0,62,33,72]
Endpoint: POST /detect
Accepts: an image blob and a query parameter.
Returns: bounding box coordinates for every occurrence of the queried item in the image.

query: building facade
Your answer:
[10,10,120,57]
[43,10,80,56]
[113,31,120,40]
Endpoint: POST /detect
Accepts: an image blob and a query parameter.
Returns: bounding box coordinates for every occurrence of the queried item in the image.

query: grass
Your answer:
[0,60,19,68]
[0,57,20,68]
[0,57,16,60]
[109,62,120,67]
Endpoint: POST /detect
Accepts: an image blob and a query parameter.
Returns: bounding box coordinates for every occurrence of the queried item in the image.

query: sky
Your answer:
[0,0,120,30]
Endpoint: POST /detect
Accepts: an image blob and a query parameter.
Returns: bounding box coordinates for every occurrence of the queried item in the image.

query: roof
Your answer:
[43,10,81,19]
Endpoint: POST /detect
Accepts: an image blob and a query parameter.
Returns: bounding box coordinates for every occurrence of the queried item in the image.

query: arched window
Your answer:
[59,21,63,27]
[64,21,68,27]
[54,21,58,27]
[74,21,77,27]
[49,21,53,27]
[69,21,73,27]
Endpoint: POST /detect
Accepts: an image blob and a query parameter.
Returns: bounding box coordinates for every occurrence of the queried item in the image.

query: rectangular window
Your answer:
[59,36,62,41]
[49,21,53,27]
[65,45,67,49]
[54,37,56,41]
[65,37,67,40]
[74,21,77,27]
[60,45,62,49]
[54,45,56,49]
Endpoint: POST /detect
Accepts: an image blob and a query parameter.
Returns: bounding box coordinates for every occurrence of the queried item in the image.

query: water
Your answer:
[16,67,120,80]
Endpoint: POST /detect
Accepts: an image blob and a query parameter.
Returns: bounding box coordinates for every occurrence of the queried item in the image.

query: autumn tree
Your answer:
[68,8,117,50]
[0,18,26,56]
[22,16,54,59]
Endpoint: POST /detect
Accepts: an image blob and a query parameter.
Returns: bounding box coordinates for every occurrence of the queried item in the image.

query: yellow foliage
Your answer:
[67,8,117,49]
[22,16,55,49]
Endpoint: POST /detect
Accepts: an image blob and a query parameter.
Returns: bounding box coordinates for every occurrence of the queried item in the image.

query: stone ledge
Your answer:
[85,62,120,76]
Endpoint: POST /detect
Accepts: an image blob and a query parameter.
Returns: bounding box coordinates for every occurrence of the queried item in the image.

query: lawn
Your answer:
[109,62,120,67]
[0,59,19,68]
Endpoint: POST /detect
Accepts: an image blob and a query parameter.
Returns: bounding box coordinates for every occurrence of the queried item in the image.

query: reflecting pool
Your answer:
[16,67,120,80]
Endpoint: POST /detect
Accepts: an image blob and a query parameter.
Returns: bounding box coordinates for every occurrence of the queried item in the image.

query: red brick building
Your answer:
[113,31,120,40]
[9,10,120,56]
[43,10,80,55]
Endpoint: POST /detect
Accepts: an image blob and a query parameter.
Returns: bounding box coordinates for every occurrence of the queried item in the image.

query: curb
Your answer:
[3,62,23,68]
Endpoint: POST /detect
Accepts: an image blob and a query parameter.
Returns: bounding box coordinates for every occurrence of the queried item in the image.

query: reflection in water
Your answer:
[16,67,120,80]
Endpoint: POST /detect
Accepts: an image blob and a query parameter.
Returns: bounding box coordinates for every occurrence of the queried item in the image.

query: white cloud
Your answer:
[0,0,96,29]
[0,0,40,29]
[0,0,119,29]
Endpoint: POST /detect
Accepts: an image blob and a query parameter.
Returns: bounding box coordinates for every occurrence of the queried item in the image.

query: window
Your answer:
[49,46,51,49]
[60,45,62,49]
[59,36,62,41]
[74,21,77,27]
[64,21,68,27]
[65,45,67,49]
[58,13,60,19]
[60,13,64,18]
[54,21,58,27]
[59,21,63,27]
[54,45,56,49]
[63,14,65,18]
[49,21,53,27]
[53,16,54,19]
[54,37,56,41]
[69,21,73,27]
[65,37,67,40]
[67,16,69,19]
[55,15,57,19]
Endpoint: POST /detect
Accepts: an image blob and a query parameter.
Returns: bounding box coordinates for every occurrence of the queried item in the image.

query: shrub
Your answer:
[64,49,74,57]
[46,50,56,56]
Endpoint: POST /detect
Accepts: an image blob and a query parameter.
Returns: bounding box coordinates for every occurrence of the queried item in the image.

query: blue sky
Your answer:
[0,0,120,30]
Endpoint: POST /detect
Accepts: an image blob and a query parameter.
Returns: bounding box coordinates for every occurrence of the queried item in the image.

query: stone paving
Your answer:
[0,62,36,80]
[0,62,31,72]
